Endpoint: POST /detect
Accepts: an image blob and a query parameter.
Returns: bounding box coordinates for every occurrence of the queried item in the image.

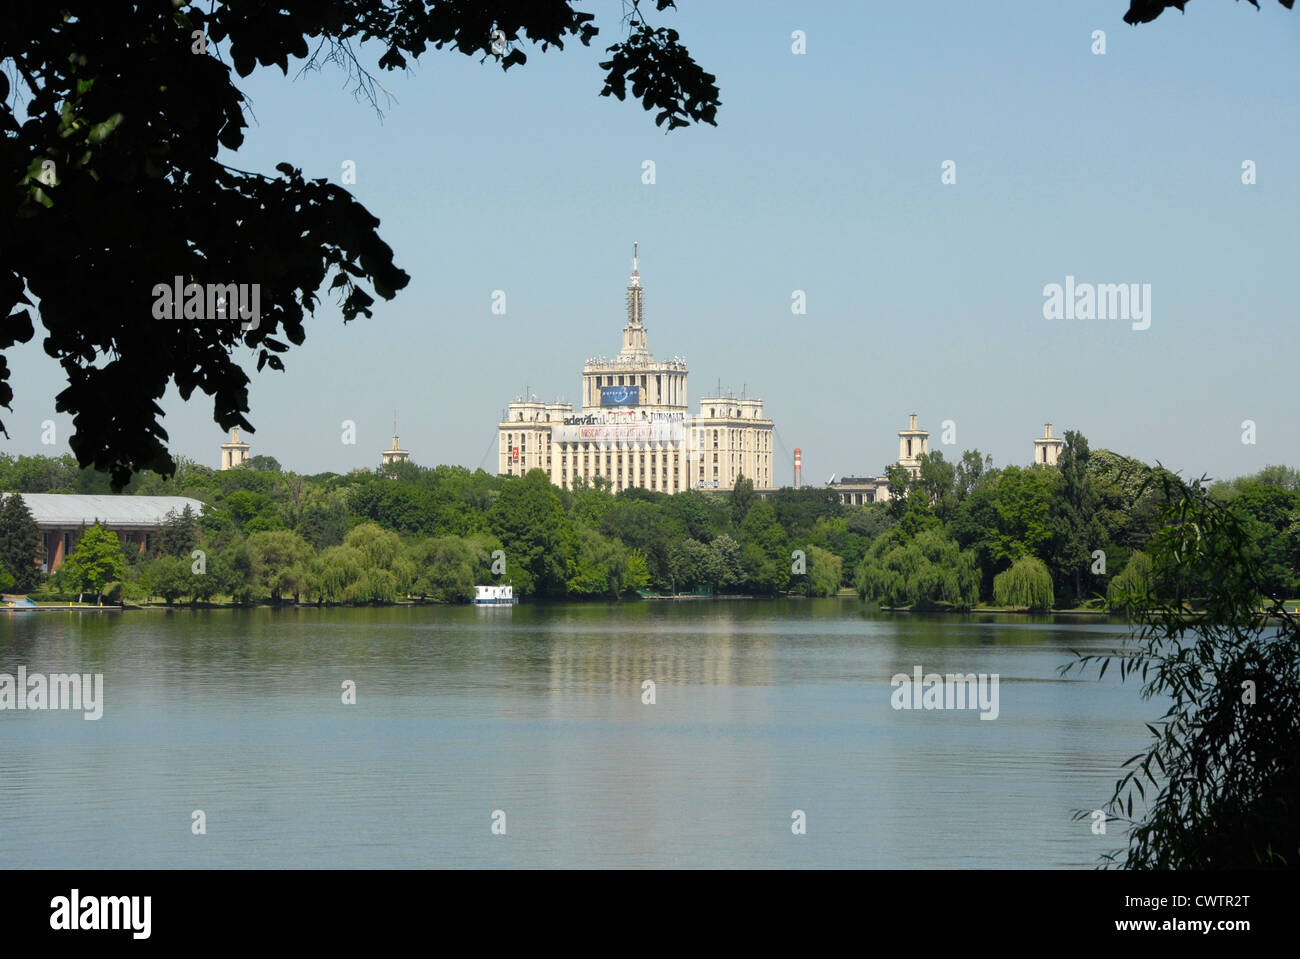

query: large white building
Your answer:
[498,248,775,493]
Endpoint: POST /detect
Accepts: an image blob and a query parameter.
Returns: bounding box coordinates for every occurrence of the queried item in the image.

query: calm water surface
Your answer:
[0,600,1158,868]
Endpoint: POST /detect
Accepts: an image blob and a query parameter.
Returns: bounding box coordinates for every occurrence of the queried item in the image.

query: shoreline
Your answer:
[8,598,1295,624]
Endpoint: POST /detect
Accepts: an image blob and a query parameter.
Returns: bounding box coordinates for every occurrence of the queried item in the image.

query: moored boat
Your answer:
[472,585,518,606]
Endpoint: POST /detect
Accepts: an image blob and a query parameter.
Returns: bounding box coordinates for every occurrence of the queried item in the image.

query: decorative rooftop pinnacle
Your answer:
[620,243,650,361]
[626,243,644,327]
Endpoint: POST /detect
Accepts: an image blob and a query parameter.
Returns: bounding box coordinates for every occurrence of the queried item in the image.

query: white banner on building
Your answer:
[552,423,683,444]
[561,411,685,425]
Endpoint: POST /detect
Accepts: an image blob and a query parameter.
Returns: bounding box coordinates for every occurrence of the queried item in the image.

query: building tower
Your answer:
[897,413,929,478]
[382,413,411,466]
[579,243,688,413]
[619,241,650,362]
[497,246,774,493]
[1034,423,1063,466]
[220,427,250,470]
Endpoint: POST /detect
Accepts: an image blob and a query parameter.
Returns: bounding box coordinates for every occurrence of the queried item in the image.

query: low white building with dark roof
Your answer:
[16,494,206,572]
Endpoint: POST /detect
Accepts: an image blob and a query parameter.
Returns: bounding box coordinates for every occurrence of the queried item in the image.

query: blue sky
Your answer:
[4,0,1298,483]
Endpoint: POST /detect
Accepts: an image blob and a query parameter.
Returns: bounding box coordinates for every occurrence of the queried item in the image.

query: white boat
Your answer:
[472,585,518,606]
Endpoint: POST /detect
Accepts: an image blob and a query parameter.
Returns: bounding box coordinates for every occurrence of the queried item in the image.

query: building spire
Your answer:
[619,243,649,360]
[382,409,410,466]
[625,242,644,328]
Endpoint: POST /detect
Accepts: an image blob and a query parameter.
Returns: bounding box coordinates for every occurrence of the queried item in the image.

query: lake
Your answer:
[0,600,1157,868]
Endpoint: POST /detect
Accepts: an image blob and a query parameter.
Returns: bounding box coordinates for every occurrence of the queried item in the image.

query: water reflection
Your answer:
[0,600,1154,868]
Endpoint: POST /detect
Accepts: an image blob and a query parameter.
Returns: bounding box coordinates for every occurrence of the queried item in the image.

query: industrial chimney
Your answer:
[794,448,802,489]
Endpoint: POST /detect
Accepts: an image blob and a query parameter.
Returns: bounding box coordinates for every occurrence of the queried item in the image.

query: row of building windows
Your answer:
[504,436,770,489]
[594,374,649,388]
[587,373,686,405]
[508,448,766,462]
[504,462,771,488]
[510,462,769,486]
[507,431,770,449]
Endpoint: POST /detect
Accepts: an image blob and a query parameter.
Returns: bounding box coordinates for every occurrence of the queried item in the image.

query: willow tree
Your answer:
[993,555,1054,610]
[805,544,843,598]
[1106,550,1153,615]
[1065,473,1300,868]
[855,527,979,611]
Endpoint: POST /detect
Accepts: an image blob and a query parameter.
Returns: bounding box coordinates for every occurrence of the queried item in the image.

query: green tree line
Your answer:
[4,436,1300,608]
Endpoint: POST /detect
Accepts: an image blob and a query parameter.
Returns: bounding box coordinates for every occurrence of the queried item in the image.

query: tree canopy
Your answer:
[57,523,126,600]
[1123,0,1293,25]
[1,1,720,486]
[1067,472,1300,867]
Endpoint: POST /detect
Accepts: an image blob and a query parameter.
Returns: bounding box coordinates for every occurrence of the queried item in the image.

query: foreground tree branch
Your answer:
[1,1,720,487]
